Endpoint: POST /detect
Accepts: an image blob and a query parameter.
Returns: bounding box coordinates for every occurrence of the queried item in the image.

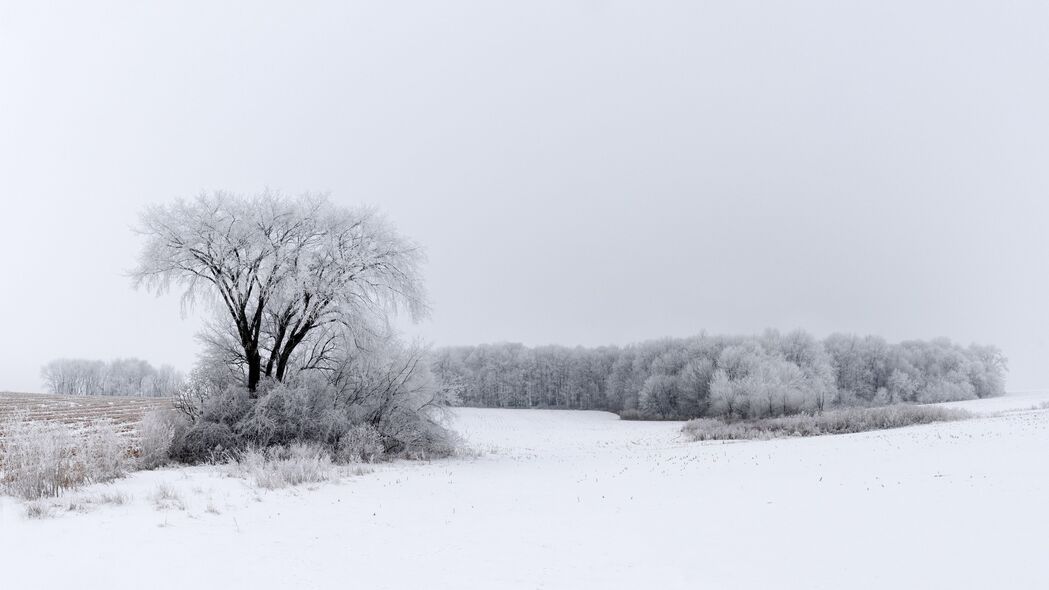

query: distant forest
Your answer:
[432,331,1007,420]
[40,358,184,398]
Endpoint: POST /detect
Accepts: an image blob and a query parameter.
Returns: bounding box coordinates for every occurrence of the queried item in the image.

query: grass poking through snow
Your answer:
[151,484,186,511]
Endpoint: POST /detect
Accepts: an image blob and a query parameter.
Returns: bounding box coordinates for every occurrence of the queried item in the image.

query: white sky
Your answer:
[2,1,1047,392]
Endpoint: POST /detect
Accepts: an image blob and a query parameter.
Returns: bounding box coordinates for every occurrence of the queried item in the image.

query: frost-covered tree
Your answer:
[132,192,427,394]
[966,344,1008,399]
[129,193,457,464]
[677,357,715,417]
[709,368,745,417]
[638,374,679,418]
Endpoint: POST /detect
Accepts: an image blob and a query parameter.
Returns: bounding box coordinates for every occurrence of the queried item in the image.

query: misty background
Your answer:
[1,1,1047,393]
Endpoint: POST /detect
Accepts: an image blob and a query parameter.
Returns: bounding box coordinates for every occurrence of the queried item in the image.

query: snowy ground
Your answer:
[3,394,1048,589]
[936,389,1049,415]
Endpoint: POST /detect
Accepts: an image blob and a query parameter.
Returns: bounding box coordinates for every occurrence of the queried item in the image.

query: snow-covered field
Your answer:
[3,395,1048,589]
[936,389,1049,415]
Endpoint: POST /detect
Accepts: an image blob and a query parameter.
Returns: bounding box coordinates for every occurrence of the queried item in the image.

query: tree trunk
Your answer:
[247,348,262,396]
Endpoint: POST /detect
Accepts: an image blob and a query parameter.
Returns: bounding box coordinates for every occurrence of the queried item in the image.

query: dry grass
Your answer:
[24,500,55,519]
[205,498,221,514]
[151,484,186,510]
[93,490,131,506]
[683,405,972,441]
[21,490,131,519]
[0,393,178,501]
[228,443,335,490]
[1,417,131,499]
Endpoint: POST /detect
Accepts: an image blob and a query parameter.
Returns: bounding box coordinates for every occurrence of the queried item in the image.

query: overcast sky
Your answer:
[1,1,1047,393]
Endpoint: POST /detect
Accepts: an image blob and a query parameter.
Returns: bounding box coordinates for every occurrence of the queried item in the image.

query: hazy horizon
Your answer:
[3,1,1048,393]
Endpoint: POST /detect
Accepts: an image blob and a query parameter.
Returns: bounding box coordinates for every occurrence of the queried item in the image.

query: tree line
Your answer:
[431,331,1007,419]
[40,358,184,397]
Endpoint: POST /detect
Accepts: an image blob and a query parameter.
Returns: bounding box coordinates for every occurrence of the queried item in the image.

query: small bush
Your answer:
[82,419,127,483]
[234,379,342,448]
[137,409,184,469]
[229,443,335,489]
[403,425,460,460]
[200,384,254,426]
[683,404,971,441]
[380,410,459,460]
[170,422,240,464]
[336,424,384,463]
[618,409,642,421]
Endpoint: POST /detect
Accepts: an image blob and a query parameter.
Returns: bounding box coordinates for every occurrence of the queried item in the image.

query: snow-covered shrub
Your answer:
[169,421,240,464]
[387,412,459,460]
[81,419,128,483]
[682,404,971,441]
[336,424,384,463]
[166,326,458,464]
[137,409,184,469]
[335,338,459,460]
[796,405,970,433]
[200,384,253,427]
[229,443,334,489]
[235,377,343,448]
[173,359,239,419]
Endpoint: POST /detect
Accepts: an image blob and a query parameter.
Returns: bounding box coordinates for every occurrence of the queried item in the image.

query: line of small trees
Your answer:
[431,331,1007,419]
[40,358,184,397]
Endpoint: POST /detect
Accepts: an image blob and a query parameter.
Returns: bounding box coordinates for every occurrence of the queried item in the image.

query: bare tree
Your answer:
[132,191,427,394]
